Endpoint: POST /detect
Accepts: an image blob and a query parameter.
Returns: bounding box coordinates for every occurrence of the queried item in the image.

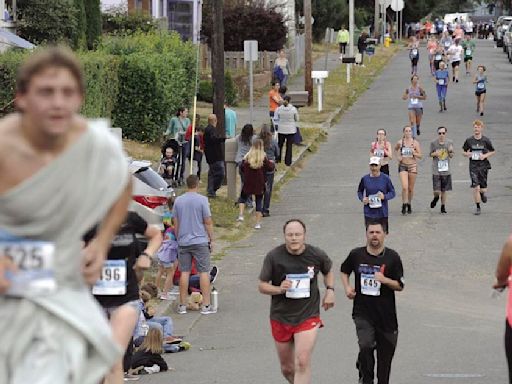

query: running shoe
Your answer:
[200,304,217,314]
[262,211,270,217]
[480,192,487,203]
[177,304,187,314]
[254,223,262,229]
[407,204,412,214]
[210,265,219,284]
[123,373,140,381]
[441,205,447,214]
[236,215,244,222]
[164,336,183,344]
[474,207,481,215]
[480,112,484,116]
[430,196,439,208]
[401,204,407,215]
[160,293,172,300]
[179,341,191,351]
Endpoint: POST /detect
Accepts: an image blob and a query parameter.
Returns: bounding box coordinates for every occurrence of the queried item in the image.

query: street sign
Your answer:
[391,0,404,11]
[244,40,258,62]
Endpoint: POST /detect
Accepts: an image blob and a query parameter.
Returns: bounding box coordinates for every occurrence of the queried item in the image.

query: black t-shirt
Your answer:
[259,244,332,325]
[462,135,494,170]
[85,212,148,307]
[340,247,404,331]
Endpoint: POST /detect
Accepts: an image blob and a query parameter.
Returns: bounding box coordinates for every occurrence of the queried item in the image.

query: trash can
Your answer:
[384,36,391,47]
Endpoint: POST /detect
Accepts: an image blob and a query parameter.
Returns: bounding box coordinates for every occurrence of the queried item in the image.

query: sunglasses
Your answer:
[438,132,446,135]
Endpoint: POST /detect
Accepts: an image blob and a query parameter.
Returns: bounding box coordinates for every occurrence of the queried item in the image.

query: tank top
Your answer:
[400,138,416,163]
[407,86,423,109]
[372,141,389,165]
[476,74,487,92]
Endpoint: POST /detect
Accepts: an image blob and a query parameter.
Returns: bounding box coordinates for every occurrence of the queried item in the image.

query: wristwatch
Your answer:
[326,286,335,291]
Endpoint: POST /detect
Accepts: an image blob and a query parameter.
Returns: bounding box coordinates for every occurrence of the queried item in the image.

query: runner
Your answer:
[357,157,396,234]
[462,35,476,75]
[408,37,420,75]
[370,129,393,175]
[493,234,512,383]
[340,222,404,384]
[258,219,335,384]
[402,75,426,137]
[432,45,446,72]
[447,38,463,83]
[395,125,422,215]
[434,61,450,112]
[429,126,454,214]
[0,47,131,383]
[426,36,438,75]
[87,212,163,382]
[473,65,488,116]
[462,120,495,215]
[440,31,453,54]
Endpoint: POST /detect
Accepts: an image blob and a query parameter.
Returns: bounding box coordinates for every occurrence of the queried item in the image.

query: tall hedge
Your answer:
[0,51,27,116]
[73,0,87,49]
[84,0,102,49]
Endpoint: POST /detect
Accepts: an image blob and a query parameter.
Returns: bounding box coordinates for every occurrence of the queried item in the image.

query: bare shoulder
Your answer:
[0,113,22,157]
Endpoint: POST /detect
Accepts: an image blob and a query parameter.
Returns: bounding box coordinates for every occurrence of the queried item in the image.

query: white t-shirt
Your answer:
[449,45,463,62]
[465,21,473,33]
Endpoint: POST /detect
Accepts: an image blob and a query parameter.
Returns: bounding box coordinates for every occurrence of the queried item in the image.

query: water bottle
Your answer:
[210,287,218,312]
[141,323,149,336]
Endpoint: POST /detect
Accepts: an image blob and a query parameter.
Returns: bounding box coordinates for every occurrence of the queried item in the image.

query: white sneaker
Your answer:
[254,223,261,229]
[200,304,217,314]
[236,215,244,222]
[160,293,171,300]
[177,304,187,314]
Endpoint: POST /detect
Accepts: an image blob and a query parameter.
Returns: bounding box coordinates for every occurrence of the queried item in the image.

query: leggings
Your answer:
[506,320,512,383]
[436,84,447,101]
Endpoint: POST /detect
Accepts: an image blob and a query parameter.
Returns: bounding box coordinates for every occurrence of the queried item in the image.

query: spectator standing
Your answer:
[275,95,298,166]
[157,197,179,300]
[204,114,225,198]
[274,49,291,87]
[166,108,190,184]
[357,157,396,234]
[173,175,216,315]
[358,31,369,67]
[337,25,350,56]
[260,124,280,217]
[269,81,283,132]
[237,139,274,229]
[224,103,237,138]
[235,124,256,207]
[185,115,204,180]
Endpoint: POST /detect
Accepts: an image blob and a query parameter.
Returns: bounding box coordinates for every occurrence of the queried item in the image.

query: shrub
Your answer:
[85,0,102,49]
[197,72,237,105]
[0,50,27,117]
[198,80,213,103]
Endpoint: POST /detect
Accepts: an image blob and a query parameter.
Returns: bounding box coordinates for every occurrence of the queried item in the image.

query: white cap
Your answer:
[369,156,381,165]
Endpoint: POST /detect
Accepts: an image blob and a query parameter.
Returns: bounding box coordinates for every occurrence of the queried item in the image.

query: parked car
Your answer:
[129,159,175,230]
[496,16,512,47]
[503,19,512,58]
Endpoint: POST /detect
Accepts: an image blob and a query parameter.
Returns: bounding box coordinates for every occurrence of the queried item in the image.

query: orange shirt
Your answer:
[454,28,464,40]
[269,89,282,112]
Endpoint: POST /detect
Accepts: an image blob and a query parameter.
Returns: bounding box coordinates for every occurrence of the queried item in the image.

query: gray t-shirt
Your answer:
[430,139,454,176]
[173,192,211,246]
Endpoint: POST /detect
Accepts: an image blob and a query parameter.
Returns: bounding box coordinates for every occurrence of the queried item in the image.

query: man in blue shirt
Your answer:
[224,103,237,138]
[357,157,396,234]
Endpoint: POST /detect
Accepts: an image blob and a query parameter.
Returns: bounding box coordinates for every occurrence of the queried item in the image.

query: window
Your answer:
[167,0,193,41]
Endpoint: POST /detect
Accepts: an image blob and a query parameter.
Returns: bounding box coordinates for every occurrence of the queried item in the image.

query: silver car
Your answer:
[496,16,512,47]
[129,159,175,230]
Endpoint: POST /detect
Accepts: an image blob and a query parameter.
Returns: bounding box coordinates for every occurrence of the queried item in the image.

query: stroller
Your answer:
[161,139,185,187]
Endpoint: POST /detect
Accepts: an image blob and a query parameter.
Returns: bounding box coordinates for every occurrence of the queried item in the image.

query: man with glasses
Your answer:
[430,126,454,213]
[357,157,396,234]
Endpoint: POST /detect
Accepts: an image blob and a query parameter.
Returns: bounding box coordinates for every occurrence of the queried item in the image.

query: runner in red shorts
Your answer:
[258,219,335,384]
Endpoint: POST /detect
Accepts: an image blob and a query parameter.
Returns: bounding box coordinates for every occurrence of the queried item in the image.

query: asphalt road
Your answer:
[144,39,512,383]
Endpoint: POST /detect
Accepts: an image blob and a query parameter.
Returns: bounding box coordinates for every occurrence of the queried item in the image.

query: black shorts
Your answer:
[380,164,390,175]
[451,61,460,68]
[470,167,489,188]
[364,216,389,234]
[464,56,472,62]
[411,58,419,66]
[434,60,442,70]
[432,174,453,192]
[475,90,486,96]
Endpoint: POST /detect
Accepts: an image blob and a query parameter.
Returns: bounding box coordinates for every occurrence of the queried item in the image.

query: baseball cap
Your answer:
[369,156,381,165]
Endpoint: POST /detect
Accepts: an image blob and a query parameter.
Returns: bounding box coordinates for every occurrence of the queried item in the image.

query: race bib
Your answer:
[360,273,381,296]
[374,149,385,158]
[471,150,482,161]
[410,98,419,105]
[477,82,485,90]
[368,194,382,209]
[438,78,445,85]
[92,259,127,295]
[444,41,450,48]
[411,49,418,56]
[401,147,414,158]
[435,54,442,61]
[466,49,472,56]
[285,273,310,299]
[0,236,56,297]
[438,159,449,172]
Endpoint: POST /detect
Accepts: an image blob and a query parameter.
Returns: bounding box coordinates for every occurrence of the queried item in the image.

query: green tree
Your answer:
[17,0,79,47]
[296,0,348,41]
[73,0,87,49]
[84,0,102,49]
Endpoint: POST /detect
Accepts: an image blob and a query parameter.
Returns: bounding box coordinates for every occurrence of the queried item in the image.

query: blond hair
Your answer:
[473,119,484,128]
[139,327,163,354]
[244,139,265,169]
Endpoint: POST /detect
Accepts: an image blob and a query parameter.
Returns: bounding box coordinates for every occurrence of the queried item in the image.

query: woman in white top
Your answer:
[275,96,298,166]
[447,39,463,83]
[274,49,291,87]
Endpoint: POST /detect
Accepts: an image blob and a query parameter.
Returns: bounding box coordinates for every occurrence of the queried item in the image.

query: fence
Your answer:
[201,34,305,75]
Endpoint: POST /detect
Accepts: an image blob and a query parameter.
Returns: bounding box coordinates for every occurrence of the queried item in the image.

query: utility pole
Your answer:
[374,0,379,39]
[304,0,313,106]
[347,0,354,83]
[211,0,225,137]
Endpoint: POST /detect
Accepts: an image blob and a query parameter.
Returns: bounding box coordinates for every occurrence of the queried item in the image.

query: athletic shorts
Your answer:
[408,107,423,116]
[433,174,453,192]
[178,243,211,273]
[470,167,489,188]
[411,58,419,66]
[451,60,460,68]
[464,56,472,62]
[364,216,389,234]
[475,90,486,96]
[380,164,390,175]
[399,162,418,174]
[270,317,323,343]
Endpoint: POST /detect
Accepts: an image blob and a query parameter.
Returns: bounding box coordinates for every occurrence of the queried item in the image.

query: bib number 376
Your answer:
[0,240,56,296]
